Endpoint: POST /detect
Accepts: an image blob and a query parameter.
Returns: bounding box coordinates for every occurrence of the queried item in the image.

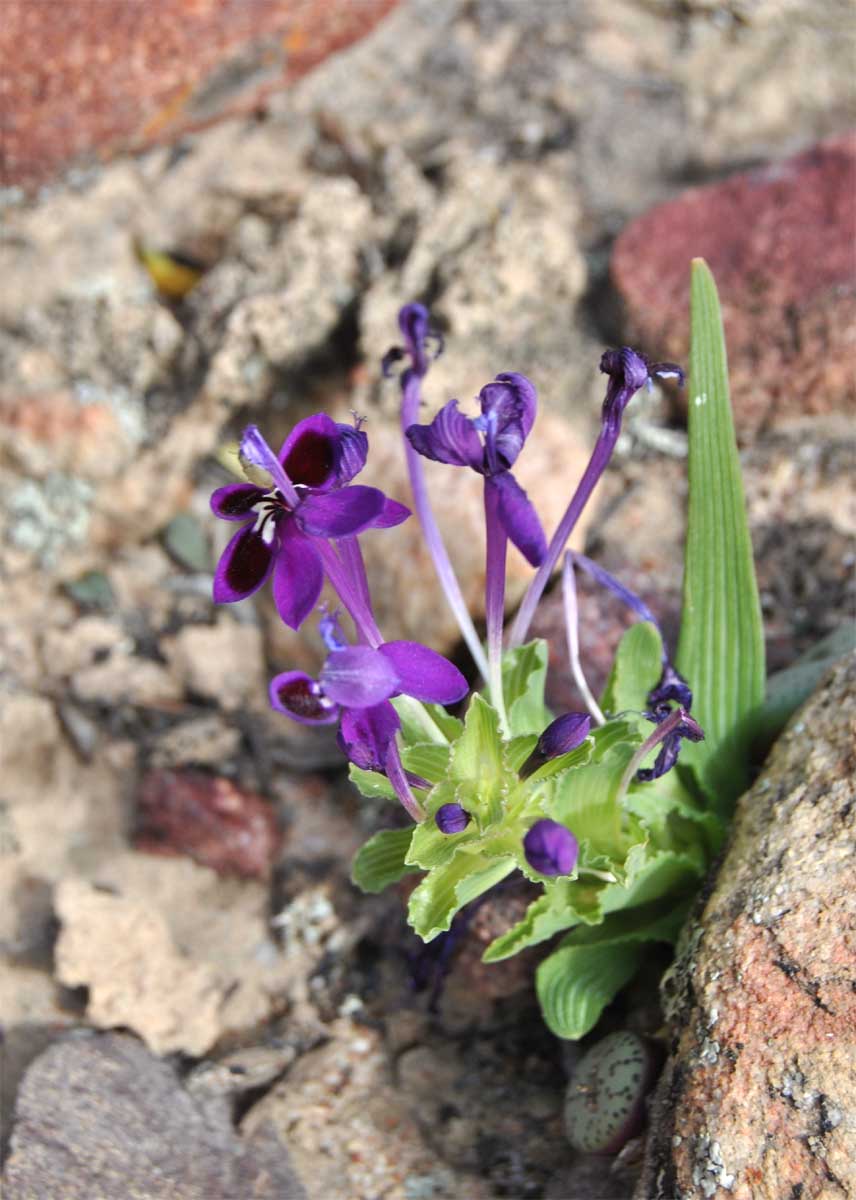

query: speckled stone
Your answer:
[638,654,856,1200]
[612,134,856,441]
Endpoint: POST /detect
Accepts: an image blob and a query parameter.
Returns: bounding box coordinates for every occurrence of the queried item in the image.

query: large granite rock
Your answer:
[638,655,856,1200]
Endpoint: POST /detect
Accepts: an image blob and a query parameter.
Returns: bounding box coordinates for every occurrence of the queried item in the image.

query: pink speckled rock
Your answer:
[612,134,856,442]
[0,0,398,189]
[638,655,856,1200]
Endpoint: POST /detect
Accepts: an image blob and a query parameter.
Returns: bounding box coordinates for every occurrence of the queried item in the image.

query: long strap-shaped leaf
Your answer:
[676,259,764,813]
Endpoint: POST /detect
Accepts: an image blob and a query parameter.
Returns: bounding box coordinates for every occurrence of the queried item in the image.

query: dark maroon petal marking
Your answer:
[269,671,339,725]
[210,483,266,521]
[281,415,339,489]
[213,523,276,603]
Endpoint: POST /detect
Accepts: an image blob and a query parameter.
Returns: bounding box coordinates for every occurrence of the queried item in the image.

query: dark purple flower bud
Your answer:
[435,803,470,834]
[523,819,579,877]
[520,712,592,779]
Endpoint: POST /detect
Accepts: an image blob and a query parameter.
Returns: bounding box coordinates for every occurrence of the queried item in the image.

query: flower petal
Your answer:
[239,425,295,497]
[279,414,340,490]
[210,483,266,522]
[479,373,537,470]
[296,486,386,538]
[406,400,484,470]
[320,645,399,708]
[213,522,276,603]
[369,497,411,529]
[378,641,468,704]
[272,527,323,629]
[337,701,400,771]
[490,473,547,567]
[269,671,339,725]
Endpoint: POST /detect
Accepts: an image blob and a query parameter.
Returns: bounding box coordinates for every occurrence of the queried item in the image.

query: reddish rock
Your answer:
[612,134,856,441]
[135,768,282,879]
[1,0,399,190]
[637,656,856,1199]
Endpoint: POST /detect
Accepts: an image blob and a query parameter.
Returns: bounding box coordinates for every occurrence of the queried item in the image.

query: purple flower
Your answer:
[523,819,579,877]
[520,712,592,779]
[637,705,704,782]
[406,373,546,567]
[211,417,409,629]
[269,636,467,770]
[435,803,470,834]
[382,302,443,379]
[599,348,685,438]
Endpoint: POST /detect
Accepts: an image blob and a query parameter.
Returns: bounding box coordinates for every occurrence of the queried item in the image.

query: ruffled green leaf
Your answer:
[482,877,606,962]
[402,742,451,784]
[448,694,507,829]
[600,621,663,715]
[351,827,417,893]
[348,764,397,802]
[536,902,689,1039]
[501,639,551,736]
[407,853,515,941]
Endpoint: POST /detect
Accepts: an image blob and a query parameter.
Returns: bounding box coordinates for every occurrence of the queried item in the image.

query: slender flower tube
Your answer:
[562,553,606,726]
[389,304,490,682]
[211,417,408,630]
[508,349,684,648]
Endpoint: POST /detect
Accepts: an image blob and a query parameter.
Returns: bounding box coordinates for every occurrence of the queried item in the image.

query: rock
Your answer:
[241,1018,492,1200]
[1,0,398,190]
[612,134,856,440]
[161,512,212,573]
[160,615,267,711]
[53,857,293,1056]
[638,655,856,1200]
[134,768,282,880]
[1,1031,306,1199]
[148,713,243,769]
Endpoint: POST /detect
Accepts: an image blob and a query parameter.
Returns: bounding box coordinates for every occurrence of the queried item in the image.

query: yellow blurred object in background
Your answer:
[133,238,205,300]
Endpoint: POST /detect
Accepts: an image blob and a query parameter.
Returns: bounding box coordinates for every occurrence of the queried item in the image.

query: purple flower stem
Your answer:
[401,371,489,683]
[483,481,510,736]
[384,740,425,822]
[617,707,687,798]
[337,536,374,632]
[561,552,606,726]
[509,430,616,648]
[314,539,383,649]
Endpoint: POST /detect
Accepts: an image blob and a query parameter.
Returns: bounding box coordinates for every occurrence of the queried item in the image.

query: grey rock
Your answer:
[2,1031,306,1200]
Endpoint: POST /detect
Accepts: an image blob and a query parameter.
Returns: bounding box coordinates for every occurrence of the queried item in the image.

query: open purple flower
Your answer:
[269,629,468,820]
[406,373,546,567]
[523,819,579,877]
[211,417,409,629]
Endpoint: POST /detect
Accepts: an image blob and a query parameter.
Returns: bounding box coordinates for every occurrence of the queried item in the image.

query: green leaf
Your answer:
[392,695,461,745]
[348,764,397,802]
[407,854,515,941]
[501,639,551,735]
[351,828,418,893]
[600,621,663,715]
[482,877,606,962]
[448,694,507,828]
[536,903,688,1039]
[676,259,765,812]
[401,742,451,784]
[548,741,639,859]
